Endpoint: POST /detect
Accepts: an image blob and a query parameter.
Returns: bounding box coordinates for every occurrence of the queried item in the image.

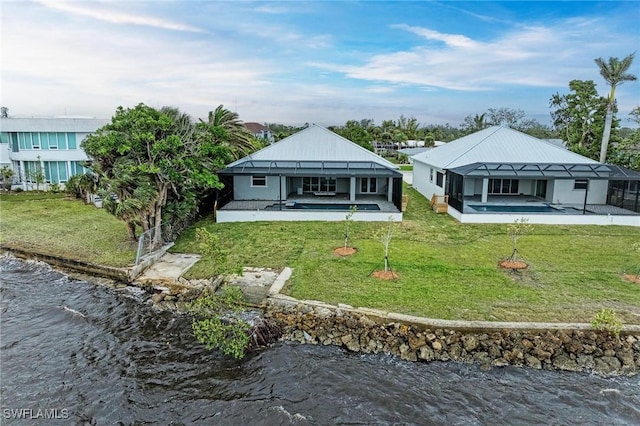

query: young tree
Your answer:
[595,53,637,163]
[506,218,532,262]
[343,205,358,249]
[375,216,396,272]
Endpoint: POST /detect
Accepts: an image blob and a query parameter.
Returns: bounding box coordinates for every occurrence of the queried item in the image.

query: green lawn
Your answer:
[0,192,137,267]
[2,189,639,324]
[172,186,640,324]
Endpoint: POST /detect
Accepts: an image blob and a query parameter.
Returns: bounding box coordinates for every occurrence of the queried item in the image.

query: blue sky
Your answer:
[2,1,639,128]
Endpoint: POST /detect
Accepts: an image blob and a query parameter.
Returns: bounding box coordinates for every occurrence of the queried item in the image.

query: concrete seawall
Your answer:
[1,245,131,282]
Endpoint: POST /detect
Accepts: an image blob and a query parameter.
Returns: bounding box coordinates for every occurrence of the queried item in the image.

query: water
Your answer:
[468,204,583,214]
[1,256,639,425]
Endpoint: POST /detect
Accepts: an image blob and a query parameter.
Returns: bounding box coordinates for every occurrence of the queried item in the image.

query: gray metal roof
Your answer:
[449,162,614,179]
[412,126,598,169]
[0,117,109,132]
[226,124,398,170]
[607,164,640,180]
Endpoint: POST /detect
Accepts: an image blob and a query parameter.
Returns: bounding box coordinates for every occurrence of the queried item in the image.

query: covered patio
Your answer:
[444,162,640,226]
[217,159,403,223]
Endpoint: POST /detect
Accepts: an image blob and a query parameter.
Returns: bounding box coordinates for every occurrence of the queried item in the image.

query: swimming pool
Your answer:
[288,203,380,211]
[468,204,583,214]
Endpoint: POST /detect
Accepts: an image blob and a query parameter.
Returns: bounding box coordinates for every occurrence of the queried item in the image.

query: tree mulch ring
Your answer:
[334,247,357,256]
[371,270,399,280]
[622,274,640,285]
[499,260,529,270]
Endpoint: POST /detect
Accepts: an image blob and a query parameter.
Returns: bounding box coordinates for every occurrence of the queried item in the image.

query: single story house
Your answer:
[217,124,403,222]
[411,126,639,226]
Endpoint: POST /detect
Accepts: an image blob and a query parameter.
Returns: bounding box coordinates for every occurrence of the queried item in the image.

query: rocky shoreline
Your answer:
[263,298,640,377]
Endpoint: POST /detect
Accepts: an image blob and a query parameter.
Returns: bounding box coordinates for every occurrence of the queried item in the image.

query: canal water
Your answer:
[1,256,639,425]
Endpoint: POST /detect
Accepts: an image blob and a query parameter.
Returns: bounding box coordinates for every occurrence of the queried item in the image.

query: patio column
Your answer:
[481,178,489,203]
[387,177,393,202]
[19,160,26,190]
[349,177,356,201]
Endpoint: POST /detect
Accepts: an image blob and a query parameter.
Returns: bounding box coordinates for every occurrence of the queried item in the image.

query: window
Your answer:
[436,172,444,188]
[10,133,19,152]
[44,161,69,183]
[57,133,67,150]
[430,168,434,182]
[39,133,49,149]
[360,177,377,193]
[0,132,8,144]
[303,177,336,192]
[488,179,519,194]
[67,133,77,149]
[252,175,267,187]
[574,179,588,190]
[72,161,88,176]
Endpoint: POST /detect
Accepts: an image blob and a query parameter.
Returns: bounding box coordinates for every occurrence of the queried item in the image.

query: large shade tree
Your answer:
[550,80,609,160]
[82,104,230,247]
[595,52,637,163]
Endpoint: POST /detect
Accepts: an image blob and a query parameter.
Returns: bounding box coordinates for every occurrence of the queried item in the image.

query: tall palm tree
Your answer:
[595,52,637,163]
[199,105,256,160]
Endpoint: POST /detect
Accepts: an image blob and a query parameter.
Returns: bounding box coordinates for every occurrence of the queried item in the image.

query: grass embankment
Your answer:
[172,185,640,324]
[2,190,639,324]
[0,192,136,267]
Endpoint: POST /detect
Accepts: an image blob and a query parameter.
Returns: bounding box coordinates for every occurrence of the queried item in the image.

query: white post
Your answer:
[350,176,356,201]
[481,178,489,203]
[387,177,393,201]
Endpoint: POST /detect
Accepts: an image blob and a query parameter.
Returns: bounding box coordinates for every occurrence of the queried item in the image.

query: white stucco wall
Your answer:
[447,206,639,226]
[217,210,403,223]
[233,175,282,200]
[551,179,607,205]
[413,161,444,200]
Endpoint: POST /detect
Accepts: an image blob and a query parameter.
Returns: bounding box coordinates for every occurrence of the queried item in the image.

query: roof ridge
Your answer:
[442,126,501,168]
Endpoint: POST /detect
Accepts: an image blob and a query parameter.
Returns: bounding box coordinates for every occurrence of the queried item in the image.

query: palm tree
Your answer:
[473,113,487,131]
[199,105,256,160]
[595,52,637,163]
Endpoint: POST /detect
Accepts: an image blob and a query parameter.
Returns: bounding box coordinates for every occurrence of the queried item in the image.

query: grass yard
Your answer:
[0,192,137,267]
[173,185,640,324]
[2,188,639,324]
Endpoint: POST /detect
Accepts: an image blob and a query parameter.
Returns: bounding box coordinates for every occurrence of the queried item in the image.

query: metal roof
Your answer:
[226,124,398,170]
[0,117,109,132]
[449,162,613,179]
[412,126,599,169]
[221,159,402,177]
[607,164,640,180]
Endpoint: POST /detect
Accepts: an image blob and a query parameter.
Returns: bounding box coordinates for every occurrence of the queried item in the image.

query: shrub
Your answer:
[591,308,622,337]
[187,285,251,359]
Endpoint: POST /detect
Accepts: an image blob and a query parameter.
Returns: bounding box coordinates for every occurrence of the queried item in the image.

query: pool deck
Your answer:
[220,194,399,213]
[461,196,638,216]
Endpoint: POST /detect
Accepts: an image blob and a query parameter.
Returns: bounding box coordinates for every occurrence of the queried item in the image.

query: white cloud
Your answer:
[316,18,631,92]
[37,0,206,33]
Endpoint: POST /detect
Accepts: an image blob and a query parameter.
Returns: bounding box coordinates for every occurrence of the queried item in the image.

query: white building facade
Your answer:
[0,117,108,190]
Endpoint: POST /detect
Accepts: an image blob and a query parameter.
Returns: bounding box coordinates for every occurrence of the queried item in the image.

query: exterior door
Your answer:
[535,180,547,198]
[360,177,377,193]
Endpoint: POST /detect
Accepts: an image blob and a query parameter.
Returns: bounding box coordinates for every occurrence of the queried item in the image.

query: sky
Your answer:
[1,1,639,128]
